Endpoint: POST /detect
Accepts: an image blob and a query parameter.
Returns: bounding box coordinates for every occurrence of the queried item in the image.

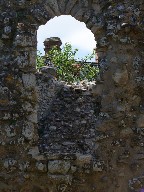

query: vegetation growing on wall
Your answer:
[37,43,98,83]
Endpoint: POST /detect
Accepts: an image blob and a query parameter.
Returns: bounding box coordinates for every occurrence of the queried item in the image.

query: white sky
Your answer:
[37,15,96,61]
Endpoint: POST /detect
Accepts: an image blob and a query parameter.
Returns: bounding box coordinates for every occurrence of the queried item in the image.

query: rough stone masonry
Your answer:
[0,0,144,191]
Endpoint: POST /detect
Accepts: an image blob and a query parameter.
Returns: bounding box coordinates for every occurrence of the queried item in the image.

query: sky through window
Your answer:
[37,15,96,61]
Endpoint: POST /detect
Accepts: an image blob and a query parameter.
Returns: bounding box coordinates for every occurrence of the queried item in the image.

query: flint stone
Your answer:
[47,174,72,185]
[22,73,36,88]
[92,83,103,96]
[137,115,144,128]
[40,66,57,77]
[112,69,128,85]
[120,128,133,138]
[76,154,92,165]
[28,146,45,160]
[48,160,71,174]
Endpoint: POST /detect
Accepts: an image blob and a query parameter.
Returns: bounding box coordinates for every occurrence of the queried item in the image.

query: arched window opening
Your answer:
[37,15,99,83]
[37,15,97,62]
[36,16,101,156]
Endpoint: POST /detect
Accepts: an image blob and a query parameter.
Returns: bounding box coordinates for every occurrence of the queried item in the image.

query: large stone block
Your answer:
[137,114,144,128]
[48,160,71,174]
[112,68,129,86]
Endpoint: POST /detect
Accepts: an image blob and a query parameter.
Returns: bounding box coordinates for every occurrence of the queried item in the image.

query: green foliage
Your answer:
[36,51,45,69]
[36,43,98,83]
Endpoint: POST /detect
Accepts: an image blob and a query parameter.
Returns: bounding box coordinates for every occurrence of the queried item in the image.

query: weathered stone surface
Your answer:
[44,37,62,55]
[120,128,133,138]
[137,115,144,128]
[37,79,99,157]
[48,160,71,174]
[76,154,92,165]
[92,83,104,96]
[28,146,45,161]
[112,68,129,86]
[0,0,144,191]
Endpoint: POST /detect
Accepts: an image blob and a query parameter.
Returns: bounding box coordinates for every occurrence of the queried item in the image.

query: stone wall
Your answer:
[36,67,102,192]
[0,0,144,191]
[36,68,99,154]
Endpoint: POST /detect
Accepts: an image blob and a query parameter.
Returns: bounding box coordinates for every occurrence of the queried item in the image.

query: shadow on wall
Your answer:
[36,66,102,156]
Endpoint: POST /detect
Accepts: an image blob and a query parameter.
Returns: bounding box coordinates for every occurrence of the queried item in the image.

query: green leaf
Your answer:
[36,43,98,82]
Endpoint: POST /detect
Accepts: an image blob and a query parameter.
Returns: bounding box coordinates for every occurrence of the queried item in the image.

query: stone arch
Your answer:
[25,0,103,40]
